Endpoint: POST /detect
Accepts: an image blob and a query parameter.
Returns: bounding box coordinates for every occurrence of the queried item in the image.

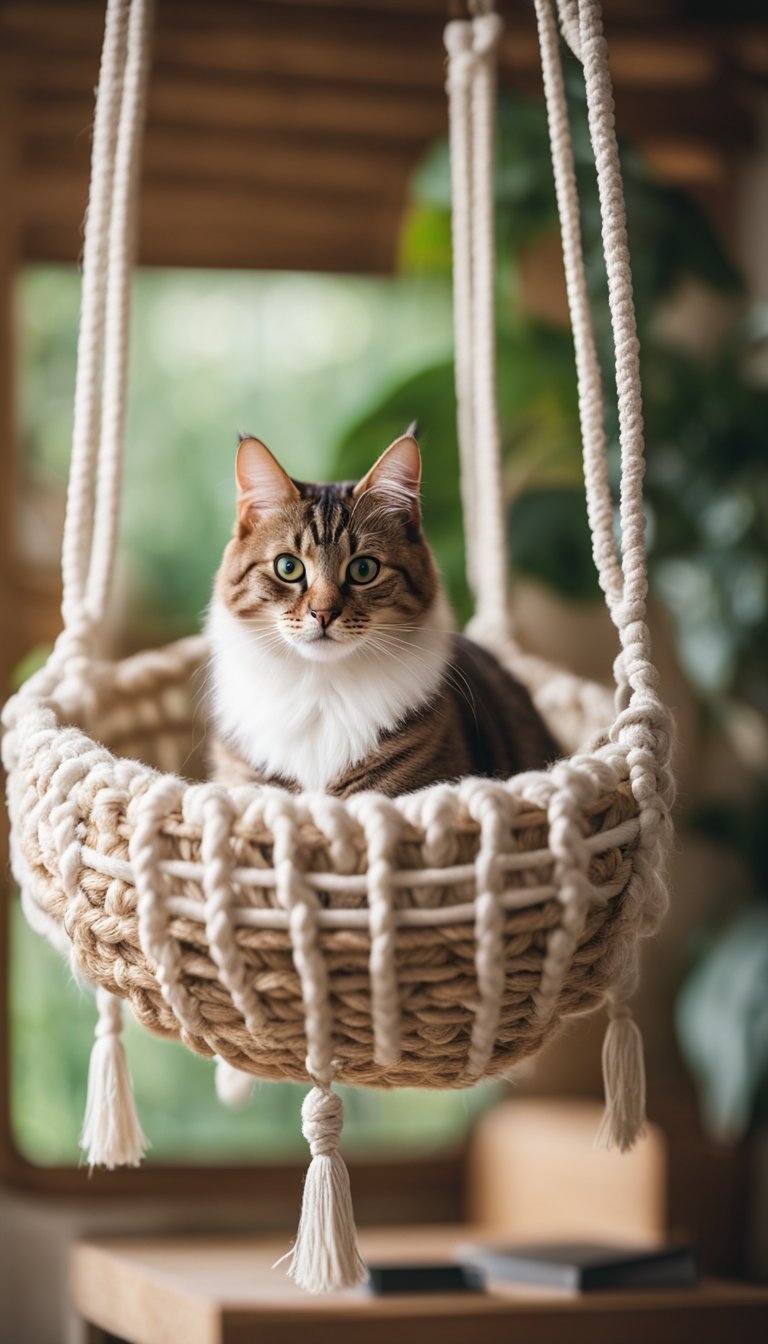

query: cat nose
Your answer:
[310,608,340,630]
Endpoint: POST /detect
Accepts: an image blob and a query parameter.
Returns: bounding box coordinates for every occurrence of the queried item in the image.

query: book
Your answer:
[457,1242,698,1292]
[367,1263,486,1295]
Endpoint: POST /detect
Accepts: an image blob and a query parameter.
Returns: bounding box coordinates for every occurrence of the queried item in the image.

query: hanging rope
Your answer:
[469,8,508,640]
[60,0,129,639]
[445,0,673,1148]
[444,5,509,642]
[444,20,478,596]
[85,0,152,623]
[60,0,151,649]
[533,0,624,627]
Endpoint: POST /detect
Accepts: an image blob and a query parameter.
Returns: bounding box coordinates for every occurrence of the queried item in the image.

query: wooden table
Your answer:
[72,1227,768,1344]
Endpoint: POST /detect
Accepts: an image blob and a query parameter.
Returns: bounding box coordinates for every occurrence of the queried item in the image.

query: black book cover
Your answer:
[367,1263,485,1295]
[457,1242,699,1292]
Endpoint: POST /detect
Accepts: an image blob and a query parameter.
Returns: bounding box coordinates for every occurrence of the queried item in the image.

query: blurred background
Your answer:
[1,1,768,1340]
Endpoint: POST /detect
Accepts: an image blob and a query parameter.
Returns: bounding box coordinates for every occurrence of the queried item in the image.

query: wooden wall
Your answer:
[1,0,766,273]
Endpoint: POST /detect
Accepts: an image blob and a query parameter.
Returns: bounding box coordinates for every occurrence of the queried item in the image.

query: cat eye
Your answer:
[274,553,305,583]
[346,556,380,585]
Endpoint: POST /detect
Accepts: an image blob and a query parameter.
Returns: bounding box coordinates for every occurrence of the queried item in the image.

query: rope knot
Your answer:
[301,1085,343,1158]
[444,19,475,89]
[95,986,122,1038]
[472,11,504,57]
[444,18,473,58]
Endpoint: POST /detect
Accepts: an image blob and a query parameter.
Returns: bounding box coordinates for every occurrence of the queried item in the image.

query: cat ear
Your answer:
[353,433,421,526]
[235,436,299,526]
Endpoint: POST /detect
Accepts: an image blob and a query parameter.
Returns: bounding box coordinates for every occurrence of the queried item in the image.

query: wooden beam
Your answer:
[23,128,417,200]
[15,74,448,144]
[20,219,401,274]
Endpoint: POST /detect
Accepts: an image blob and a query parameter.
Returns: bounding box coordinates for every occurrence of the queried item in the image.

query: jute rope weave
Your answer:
[2,0,673,1294]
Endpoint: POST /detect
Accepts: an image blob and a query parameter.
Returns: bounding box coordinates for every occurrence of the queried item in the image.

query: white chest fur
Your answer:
[206,598,451,792]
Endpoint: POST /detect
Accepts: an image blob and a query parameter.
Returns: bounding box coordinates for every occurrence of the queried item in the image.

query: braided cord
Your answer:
[444,8,509,641]
[60,0,153,651]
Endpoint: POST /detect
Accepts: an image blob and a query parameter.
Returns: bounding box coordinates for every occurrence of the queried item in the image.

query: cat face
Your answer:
[214,433,439,663]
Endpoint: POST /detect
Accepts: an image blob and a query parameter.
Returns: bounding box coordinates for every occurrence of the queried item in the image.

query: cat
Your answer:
[206,431,559,797]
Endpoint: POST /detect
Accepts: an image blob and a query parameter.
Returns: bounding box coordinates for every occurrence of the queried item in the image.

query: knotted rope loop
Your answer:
[301,1083,344,1158]
[191,784,266,1041]
[131,773,209,1042]
[264,791,333,1085]
[444,17,475,81]
[534,760,602,1026]
[460,780,509,1080]
[306,793,361,879]
[94,985,123,1039]
[472,9,504,55]
[349,793,402,1068]
[420,783,461,882]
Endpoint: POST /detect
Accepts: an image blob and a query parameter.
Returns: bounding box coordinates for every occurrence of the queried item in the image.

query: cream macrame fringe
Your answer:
[595,1007,647,1151]
[276,1084,366,1294]
[80,989,148,1169]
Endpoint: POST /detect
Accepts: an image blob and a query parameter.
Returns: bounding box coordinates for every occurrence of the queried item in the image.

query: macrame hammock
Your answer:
[2,0,673,1296]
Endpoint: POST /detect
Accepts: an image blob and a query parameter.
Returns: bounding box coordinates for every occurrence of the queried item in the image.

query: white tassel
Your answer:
[80,988,148,1169]
[215,1056,254,1107]
[595,1007,647,1152]
[277,1083,367,1293]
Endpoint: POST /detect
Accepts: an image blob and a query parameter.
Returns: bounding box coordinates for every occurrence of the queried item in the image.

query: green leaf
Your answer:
[676,907,768,1141]
[12,644,52,689]
[508,487,601,603]
[399,203,453,276]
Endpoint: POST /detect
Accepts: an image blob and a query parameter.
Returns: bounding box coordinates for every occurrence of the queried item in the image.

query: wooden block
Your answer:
[465,1099,667,1243]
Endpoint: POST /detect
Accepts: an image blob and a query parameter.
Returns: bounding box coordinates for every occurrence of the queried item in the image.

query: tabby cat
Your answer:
[207,432,559,796]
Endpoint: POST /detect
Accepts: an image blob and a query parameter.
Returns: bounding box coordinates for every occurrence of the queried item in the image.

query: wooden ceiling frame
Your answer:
[1,0,766,272]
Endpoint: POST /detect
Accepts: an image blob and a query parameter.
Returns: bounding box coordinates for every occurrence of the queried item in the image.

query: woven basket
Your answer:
[3,0,675,1294]
[6,635,646,1090]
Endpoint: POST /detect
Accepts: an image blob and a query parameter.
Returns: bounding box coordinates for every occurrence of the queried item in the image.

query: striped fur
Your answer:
[208,435,559,796]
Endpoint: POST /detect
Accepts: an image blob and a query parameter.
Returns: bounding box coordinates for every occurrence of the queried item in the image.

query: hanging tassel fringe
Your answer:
[277,1083,367,1294]
[215,1056,254,1107]
[80,988,148,1169]
[595,1008,647,1152]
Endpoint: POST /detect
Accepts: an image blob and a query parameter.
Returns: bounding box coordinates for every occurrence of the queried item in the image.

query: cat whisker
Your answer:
[366,631,478,722]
